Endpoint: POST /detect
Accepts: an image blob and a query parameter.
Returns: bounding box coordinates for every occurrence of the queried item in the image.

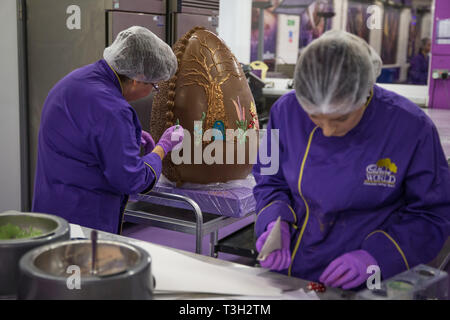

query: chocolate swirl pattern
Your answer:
[150,27,258,185]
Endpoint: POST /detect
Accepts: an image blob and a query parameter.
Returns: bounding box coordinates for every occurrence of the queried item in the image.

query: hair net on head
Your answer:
[294,30,382,115]
[104,26,177,83]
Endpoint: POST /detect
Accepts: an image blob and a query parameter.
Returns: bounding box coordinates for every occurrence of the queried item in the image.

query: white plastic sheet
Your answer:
[133,240,282,297]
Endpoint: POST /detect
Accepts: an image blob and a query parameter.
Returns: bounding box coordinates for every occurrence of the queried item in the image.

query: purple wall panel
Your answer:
[429,0,450,109]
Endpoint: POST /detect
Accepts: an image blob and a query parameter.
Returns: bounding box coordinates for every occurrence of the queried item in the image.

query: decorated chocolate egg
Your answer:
[151,27,259,185]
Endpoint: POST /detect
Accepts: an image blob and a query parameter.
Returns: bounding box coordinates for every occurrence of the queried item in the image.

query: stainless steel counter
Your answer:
[81,226,353,300]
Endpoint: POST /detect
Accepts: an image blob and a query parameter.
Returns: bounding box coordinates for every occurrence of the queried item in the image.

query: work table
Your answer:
[75,225,353,300]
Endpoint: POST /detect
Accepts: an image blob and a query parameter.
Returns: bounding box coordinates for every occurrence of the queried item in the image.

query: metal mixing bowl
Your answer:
[0,211,70,297]
[18,240,152,300]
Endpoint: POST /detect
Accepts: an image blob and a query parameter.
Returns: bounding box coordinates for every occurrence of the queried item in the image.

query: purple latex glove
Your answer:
[319,250,378,290]
[255,220,291,271]
[140,130,156,155]
[156,125,184,155]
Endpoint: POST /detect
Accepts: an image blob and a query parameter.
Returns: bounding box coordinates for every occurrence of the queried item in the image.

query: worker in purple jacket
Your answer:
[254,30,450,290]
[407,38,431,85]
[33,26,184,234]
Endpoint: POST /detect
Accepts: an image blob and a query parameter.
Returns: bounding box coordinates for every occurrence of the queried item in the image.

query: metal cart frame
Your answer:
[123,191,255,257]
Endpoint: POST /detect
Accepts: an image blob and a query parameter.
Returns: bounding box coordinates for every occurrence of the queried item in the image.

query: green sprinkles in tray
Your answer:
[0,223,43,240]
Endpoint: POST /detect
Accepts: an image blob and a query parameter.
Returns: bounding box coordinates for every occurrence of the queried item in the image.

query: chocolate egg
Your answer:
[150,27,259,185]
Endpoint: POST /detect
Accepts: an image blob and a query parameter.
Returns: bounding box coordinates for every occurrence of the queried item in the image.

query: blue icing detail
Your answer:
[212,121,225,141]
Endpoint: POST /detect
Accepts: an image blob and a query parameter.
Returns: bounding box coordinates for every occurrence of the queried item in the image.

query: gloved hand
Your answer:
[319,250,378,290]
[255,220,291,271]
[156,125,184,155]
[141,130,155,155]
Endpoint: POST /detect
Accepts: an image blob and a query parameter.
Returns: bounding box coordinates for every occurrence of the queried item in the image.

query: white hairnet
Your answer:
[104,26,177,83]
[294,30,382,115]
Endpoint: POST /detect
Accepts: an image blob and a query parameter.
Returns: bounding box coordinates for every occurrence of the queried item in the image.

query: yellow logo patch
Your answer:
[376,158,398,174]
[364,158,398,188]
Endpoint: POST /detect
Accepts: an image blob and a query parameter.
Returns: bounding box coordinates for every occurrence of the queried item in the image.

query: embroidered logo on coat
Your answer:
[364,158,397,188]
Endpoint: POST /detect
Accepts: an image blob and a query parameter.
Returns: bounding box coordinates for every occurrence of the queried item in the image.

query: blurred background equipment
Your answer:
[167,0,219,46]
[252,0,274,61]
[428,0,450,109]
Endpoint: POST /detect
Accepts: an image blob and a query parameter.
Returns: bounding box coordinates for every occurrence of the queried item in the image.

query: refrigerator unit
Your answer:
[22,0,167,208]
[167,0,220,45]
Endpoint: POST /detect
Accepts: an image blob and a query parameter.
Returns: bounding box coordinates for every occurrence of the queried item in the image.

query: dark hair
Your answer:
[420,38,431,51]
[117,73,132,84]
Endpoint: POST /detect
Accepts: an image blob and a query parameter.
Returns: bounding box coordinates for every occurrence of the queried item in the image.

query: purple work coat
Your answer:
[32,59,161,234]
[253,85,450,282]
[408,53,430,85]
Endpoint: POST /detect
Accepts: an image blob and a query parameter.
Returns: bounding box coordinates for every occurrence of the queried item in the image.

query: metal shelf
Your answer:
[124,190,255,256]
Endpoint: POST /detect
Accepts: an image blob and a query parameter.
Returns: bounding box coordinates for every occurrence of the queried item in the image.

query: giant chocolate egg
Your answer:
[151,27,259,185]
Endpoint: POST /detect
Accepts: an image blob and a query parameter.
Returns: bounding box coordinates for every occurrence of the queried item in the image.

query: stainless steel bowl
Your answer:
[18,240,153,300]
[0,211,70,297]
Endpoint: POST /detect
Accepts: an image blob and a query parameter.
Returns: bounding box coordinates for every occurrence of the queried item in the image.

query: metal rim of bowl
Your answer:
[386,279,415,291]
[415,268,436,277]
[19,239,151,283]
[0,212,70,246]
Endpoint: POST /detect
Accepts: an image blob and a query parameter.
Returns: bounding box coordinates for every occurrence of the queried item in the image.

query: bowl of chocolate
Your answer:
[0,211,70,298]
[18,239,152,300]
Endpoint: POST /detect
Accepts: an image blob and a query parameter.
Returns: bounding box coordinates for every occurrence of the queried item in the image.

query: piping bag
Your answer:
[257,216,282,261]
